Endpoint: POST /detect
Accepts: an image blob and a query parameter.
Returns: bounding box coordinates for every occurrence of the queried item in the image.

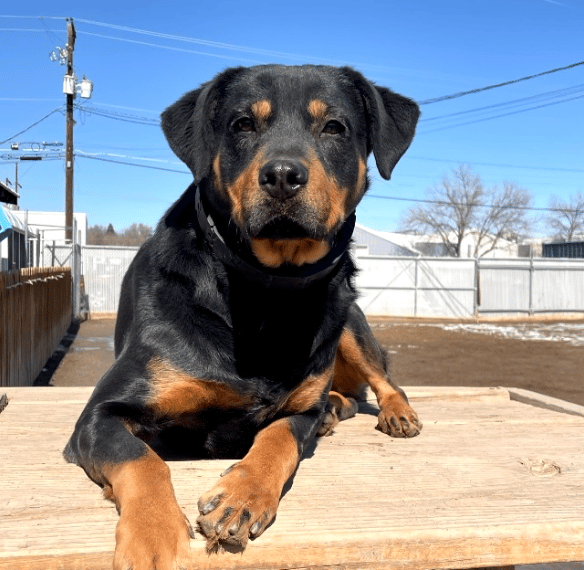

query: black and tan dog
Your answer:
[64,64,422,569]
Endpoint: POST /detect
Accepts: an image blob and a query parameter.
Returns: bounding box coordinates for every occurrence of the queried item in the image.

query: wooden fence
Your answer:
[0,267,71,387]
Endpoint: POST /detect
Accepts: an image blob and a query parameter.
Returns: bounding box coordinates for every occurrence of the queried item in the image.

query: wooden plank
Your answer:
[369,386,511,404]
[508,388,584,419]
[1,387,583,570]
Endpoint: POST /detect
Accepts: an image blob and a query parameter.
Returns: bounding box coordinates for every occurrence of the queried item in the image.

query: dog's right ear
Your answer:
[161,68,244,184]
[161,84,210,183]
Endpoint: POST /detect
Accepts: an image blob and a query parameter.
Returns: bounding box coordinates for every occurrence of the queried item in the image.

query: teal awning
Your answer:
[0,205,12,242]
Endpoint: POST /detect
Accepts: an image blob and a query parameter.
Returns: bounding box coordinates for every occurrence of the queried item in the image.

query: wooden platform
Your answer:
[1,386,583,570]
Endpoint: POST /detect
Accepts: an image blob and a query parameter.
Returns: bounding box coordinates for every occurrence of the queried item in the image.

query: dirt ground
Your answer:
[369,319,584,406]
[42,316,584,408]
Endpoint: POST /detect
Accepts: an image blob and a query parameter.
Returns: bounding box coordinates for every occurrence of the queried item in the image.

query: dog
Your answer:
[64,64,422,570]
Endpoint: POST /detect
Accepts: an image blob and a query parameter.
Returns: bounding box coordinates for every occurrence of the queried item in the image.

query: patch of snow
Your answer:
[436,323,584,346]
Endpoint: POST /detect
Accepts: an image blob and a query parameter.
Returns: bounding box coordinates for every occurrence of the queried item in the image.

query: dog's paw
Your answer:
[113,498,193,570]
[376,394,422,438]
[317,392,359,436]
[197,463,279,552]
[317,407,339,436]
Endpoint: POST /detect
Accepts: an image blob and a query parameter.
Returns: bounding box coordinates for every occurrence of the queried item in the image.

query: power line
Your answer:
[420,92,584,134]
[0,28,63,32]
[0,15,65,20]
[420,60,584,105]
[421,84,584,123]
[38,15,66,46]
[406,156,584,174]
[0,98,62,102]
[4,16,353,68]
[94,102,159,114]
[0,19,367,69]
[77,150,181,166]
[78,30,265,65]
[75,104,159,125]
[74,19,308,61]
[365,194,582,214]
[0,106,63,145]
[73,18,371,68]
[77,153,190,174]
[418,83,584,132]
[0,155,64,162]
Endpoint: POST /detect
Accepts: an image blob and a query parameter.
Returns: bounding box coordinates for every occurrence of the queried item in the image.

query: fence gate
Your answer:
[42,239,83,319]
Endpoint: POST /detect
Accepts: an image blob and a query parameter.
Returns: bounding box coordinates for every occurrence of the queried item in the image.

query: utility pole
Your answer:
[65,19,76,243]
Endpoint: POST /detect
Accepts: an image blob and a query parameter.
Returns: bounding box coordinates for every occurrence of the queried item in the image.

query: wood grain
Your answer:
[1,387,583,570]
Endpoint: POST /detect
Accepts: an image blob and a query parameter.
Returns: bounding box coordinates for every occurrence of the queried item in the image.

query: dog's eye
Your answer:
[322,120,345,136]
[233,117,255,133]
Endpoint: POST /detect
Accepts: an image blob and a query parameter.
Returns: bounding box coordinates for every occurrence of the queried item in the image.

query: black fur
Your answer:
[63,64,420,559]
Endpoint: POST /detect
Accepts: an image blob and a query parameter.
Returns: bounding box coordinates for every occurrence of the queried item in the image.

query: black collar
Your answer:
[194,186,355,289]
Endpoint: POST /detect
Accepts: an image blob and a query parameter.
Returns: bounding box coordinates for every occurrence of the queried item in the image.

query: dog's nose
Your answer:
[259,159,308,201]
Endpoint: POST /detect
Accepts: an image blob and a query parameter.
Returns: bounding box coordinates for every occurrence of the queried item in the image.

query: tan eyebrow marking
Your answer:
[308,99,329,121]
[251,99,272,123]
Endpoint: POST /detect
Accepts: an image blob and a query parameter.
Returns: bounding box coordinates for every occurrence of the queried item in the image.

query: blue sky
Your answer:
[1,0,583,237]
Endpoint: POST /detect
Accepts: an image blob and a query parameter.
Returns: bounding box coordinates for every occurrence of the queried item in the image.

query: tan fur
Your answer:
[307,99,328,121]
[281,364,334,414]
[251,99,272,123]
[148,358,251,419]
[250,237,330,267]
[224,150,264,226]
[197,418,299,551]
[104,449,193,569]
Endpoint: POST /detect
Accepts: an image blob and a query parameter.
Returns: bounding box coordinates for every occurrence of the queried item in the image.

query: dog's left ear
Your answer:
[161,67,244,184]
[342,68,420,180]
[161,84,212,183]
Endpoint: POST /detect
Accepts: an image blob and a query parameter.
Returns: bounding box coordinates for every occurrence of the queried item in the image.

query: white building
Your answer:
[1,203,87,270]
[353,223,519,258]
[412,230,519,258]
[353,224,422,257]
[9,210,87,246]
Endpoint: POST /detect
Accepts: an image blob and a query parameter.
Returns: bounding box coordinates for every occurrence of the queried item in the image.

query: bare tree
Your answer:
[120,223,154,246]
[546,191,584,242]
[87,223,153,246]
[87,224,109,245]
[399,164,532,257]
[472,182,532,257]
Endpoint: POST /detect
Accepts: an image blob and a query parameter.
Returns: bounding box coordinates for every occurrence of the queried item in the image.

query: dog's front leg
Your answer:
[197,412,318,552]
[106,447,193,570]
[64,371,193,570]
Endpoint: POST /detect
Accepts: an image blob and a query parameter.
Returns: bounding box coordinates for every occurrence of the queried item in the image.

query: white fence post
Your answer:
[474,257,479,317]
[529,254,534,317]
[71,218,81,320]
[413,257,419,318]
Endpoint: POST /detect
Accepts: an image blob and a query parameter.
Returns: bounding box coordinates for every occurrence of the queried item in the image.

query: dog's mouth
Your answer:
[246,216,332,268]
[254,218,313,240]
[246,204,330,242]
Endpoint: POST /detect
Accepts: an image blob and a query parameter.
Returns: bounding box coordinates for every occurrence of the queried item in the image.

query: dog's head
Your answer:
[161,65,419,268]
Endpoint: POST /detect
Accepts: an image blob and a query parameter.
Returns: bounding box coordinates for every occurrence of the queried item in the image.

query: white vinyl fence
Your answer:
[356,255,584,318]
[82,246,139,314]
[44,244,584,319]
[43,244,139,315]
[355,256,477,318]
[478,258,584,316]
